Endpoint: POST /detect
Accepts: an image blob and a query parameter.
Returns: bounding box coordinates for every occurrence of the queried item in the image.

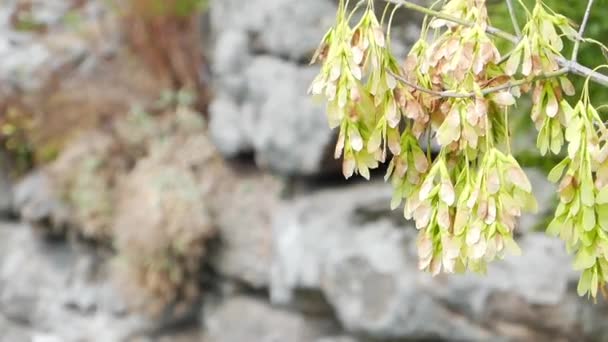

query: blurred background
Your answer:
[0,0,607,341]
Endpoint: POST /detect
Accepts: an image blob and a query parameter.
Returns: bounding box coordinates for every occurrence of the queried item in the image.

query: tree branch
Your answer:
[505,0,521,37]
[571,0,595,62]
[557,57,608,87]
[385,0,518,43]
[389,68,569,99]
[385,0,608,88]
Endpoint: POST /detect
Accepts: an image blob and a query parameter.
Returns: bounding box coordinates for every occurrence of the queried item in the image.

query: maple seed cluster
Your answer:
[546,94,608,298]
[310,0,608,298]
[505,3,577,156]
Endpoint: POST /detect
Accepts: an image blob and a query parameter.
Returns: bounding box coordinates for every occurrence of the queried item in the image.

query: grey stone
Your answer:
[212,30,250,77]
[12,171,70,233]
[209,56,332,175]
[209,170,283,288]
[208,96,251,156]
[207,0,337,175]
[0,222,152,341]
[519,168,557,233]
[202,295,340,342]
[253,0,337,61]
[316,337,359,342]
[247,57,332,174]
[0,0,112,92]
[0,314,31,342]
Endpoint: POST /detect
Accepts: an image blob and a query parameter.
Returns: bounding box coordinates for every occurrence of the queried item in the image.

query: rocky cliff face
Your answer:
[1,0,608,342]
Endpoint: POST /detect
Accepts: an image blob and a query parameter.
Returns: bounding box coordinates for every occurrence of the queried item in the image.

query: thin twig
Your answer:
[385,0,518,43]
[388,68,569,99]
[505,0,521,37]
[557,57,608,88]
[572,0,595,62]
[384,0,608,88]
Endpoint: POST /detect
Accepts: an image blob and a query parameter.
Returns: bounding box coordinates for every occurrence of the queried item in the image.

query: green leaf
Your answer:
[573,247,596,271]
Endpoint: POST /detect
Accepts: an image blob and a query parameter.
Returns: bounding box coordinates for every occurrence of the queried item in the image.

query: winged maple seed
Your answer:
[310,0,608,298]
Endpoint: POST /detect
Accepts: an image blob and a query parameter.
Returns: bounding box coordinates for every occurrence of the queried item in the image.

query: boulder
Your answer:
[208,166,283,288]
[209,56,333,175]
[12,171,70,234]
[519,168,557,233]
[0,0,108,92]
[207,0,337,175]
[0,222,153,341]
[202,295,341,342]
[316,337,360,342]
[209,0,337,62]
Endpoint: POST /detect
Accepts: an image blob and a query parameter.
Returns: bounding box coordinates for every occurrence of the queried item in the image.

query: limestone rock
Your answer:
[202,296,340,342]
[0,222,155,342]
[207,0,337,175]
[209,56,332,175]
[12,171,70,234]
[208,166,283,288]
